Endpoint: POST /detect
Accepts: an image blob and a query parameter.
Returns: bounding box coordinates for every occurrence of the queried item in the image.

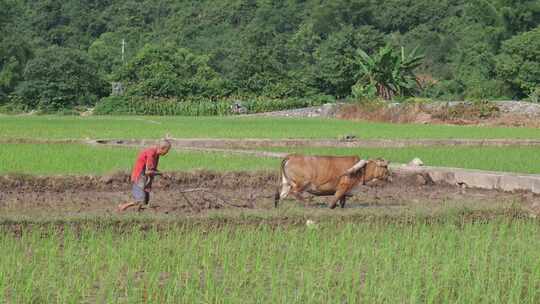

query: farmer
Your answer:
[117,139,172,212]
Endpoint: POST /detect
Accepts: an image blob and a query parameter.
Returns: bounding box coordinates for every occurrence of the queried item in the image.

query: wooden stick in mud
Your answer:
[180,191,200,212]
[176,188,262,210]
[178,188,209,193]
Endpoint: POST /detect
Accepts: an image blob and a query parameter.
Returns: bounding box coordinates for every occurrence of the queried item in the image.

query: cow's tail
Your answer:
[274,157,289,208]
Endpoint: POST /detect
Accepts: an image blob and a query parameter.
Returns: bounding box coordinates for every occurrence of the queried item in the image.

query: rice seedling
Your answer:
[1,115,539,140]
[2,144,540,175]
[1,219,540,303]
[0,144,278,175]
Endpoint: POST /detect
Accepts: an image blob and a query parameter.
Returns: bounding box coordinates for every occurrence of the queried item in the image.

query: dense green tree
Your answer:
[372,0,458,33]
[0,37,32,102]
[313,25,385,97]
[498,0,540,34]
[392,24,455,79]
[309,0,374,35]
[496,27,540,98]
[14,46,106,110]
[120,44,229,98]
[435,4,510,99]
[88,32,126,78]
[1,0,539,110]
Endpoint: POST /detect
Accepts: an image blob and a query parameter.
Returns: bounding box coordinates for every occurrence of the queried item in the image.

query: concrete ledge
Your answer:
[391,164,540,194]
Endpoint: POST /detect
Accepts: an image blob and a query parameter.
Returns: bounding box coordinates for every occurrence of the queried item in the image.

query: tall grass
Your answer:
[93,96,331,116]
[1,115,540,140]
[1,220,540,303]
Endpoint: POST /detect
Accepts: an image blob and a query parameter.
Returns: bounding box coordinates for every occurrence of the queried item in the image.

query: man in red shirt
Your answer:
[117,139,171,212]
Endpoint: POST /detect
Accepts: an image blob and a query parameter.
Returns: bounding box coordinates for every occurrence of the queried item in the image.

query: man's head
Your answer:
[157,139,172,156]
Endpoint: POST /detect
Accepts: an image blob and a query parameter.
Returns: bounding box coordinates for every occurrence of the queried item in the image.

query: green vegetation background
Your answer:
[1,0,539,112]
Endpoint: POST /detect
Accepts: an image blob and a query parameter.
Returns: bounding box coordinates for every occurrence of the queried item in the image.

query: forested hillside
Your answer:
[0,0,539,112]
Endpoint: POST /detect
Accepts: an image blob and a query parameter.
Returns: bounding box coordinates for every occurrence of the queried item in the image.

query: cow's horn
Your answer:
[345,159,367,174]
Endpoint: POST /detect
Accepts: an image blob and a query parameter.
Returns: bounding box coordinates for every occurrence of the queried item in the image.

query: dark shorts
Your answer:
[132,175,151,204]
[132,183,150,204]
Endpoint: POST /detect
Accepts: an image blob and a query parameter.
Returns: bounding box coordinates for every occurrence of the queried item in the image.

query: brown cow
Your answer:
[274,155,390,209]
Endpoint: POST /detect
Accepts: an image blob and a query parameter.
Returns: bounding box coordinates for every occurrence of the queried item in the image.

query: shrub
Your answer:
[420,80,465,101]
[528,87,540,103]
[353,45,424,100]
[464,80,513,101]
[94,95,335,116]
[95,96,237,116]
[93,96,133,115]
[0,97,30,114]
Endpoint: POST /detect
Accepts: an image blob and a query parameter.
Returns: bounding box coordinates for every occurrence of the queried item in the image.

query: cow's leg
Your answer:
[286,181,317,206]
[276,174,312,207]
[275,180,309,207]
[329,189,347,209]
[279,183,292,200]
[274,187,281,208]
[290,182,309,204]
[275,184,291,208]
[275,174,293,208]
[339,197,347,208]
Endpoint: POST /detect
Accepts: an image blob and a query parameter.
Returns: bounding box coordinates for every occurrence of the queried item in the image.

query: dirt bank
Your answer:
[336,101,540,127]
[249,100,540,128]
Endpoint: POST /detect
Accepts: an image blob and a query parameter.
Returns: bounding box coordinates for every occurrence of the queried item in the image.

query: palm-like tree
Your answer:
[353,45,424,100]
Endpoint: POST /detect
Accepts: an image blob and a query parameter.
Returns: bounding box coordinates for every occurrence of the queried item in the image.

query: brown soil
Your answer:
[1,171,538,218]
[337,102,540,127]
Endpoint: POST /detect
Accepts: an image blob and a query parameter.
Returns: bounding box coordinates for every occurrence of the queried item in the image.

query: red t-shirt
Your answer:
[131,147,160,182]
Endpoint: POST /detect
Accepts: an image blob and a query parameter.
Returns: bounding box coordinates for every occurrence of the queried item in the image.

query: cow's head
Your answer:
[364,158,390,183]
[346,158,390,184]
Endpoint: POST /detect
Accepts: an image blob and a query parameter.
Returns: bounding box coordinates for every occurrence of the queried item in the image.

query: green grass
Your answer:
[0,144,278,175]
[2,220,540,303]
[2,144,540,175]
[265,146,540,174]
[1,115,539,140]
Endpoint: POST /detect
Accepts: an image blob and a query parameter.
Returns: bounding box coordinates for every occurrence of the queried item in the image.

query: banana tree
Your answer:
[352,45,424,100]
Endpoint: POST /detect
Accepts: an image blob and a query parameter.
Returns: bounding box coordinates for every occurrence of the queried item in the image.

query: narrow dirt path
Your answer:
[3,137,540,148]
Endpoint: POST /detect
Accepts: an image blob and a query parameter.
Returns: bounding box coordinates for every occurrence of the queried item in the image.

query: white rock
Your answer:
[408,157,424,166]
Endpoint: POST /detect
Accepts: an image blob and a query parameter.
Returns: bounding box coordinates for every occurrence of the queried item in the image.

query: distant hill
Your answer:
[1,0,539,111]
